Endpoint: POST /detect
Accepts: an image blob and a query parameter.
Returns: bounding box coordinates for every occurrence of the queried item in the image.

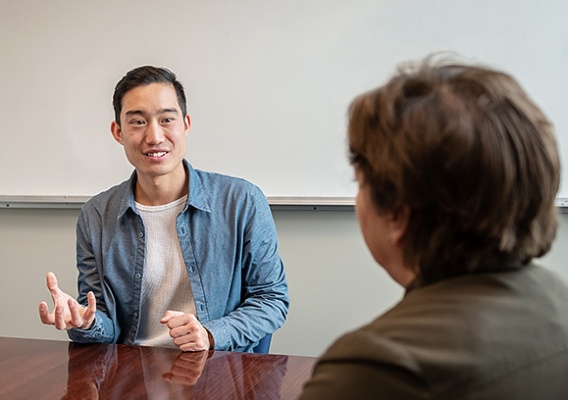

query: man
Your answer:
[300,57,568,398]
[39,66,289,352]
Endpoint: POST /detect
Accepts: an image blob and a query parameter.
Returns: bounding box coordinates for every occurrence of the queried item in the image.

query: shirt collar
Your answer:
[183,159,211,213]
[117,159,211,219]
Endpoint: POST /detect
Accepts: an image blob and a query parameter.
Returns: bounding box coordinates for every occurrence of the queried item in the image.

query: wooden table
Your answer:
[0,337,317,399]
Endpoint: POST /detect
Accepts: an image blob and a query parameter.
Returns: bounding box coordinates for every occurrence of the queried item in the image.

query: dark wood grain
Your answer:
[0,337,316,399]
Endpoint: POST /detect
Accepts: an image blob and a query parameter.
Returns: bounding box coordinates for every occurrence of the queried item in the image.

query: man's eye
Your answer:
[130,120,145,125]
[163,117,174,123]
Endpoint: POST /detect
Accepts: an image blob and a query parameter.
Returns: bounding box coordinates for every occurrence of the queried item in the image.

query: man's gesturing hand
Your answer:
[39,272,96,330]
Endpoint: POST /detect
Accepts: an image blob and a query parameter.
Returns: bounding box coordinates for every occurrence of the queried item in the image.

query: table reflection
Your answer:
[63,342,288,399]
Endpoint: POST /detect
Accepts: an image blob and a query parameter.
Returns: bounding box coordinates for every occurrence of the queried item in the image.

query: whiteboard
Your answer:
[1,0,567,201]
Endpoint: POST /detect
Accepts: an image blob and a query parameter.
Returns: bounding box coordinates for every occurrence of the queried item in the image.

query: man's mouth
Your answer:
[146,151,167,157]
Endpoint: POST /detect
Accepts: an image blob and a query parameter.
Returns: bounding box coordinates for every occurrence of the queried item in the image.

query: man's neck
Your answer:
[135,167,188,206]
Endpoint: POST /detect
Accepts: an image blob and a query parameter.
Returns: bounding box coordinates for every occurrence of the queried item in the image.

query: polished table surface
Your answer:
[0,336,317,399]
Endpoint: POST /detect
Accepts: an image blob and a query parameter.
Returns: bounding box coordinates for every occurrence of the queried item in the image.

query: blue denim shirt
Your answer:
[68,160,289,352]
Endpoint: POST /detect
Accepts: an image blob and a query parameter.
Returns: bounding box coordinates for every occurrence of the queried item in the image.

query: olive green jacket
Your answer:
[300,264,568,400]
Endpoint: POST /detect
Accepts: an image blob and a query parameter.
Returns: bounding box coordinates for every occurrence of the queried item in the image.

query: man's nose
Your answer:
[145,120,165,144]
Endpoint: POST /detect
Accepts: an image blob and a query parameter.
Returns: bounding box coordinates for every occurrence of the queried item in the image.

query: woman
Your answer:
[300,57,568,399]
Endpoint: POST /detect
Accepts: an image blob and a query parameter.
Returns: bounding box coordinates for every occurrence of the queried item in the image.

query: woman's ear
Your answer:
[389,205,410,245]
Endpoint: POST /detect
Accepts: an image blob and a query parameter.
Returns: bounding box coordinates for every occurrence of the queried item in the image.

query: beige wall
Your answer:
[1,208,567,357]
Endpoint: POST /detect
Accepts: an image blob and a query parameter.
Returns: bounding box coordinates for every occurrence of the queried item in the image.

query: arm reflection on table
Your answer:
[162,351,210,386]
[63,342,118,399]
[64,343,288,399]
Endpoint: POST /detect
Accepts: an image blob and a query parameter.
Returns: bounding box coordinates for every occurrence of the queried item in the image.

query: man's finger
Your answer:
[86,291,97,314]
[46,272,62,305]
[39,302,54,325]
[82,292,97,328]
[68,298,83,327]
[46,272,59,291]
[54,305,66,330]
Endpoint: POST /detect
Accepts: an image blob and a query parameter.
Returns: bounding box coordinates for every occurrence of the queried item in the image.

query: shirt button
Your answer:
[189,263,196,273]
[133,312,138,318]
[135,273,142,279]
[138,231,144,238]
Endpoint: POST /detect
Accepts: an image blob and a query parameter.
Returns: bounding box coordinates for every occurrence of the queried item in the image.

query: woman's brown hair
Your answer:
[349,56,560,280]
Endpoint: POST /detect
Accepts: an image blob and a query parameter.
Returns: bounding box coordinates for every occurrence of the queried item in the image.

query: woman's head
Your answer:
[349,56,560,280]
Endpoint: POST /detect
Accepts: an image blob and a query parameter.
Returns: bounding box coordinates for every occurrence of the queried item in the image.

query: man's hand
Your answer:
[162,351,209,386]
[160,311,212,352]
[39,272,96,330]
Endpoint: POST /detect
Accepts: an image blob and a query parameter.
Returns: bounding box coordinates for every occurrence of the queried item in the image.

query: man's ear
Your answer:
[110,121,123,144]
[389,205,410,245]
[184,114,191,138]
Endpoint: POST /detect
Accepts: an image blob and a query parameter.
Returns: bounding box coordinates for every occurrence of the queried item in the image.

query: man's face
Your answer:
[111,82,190,181]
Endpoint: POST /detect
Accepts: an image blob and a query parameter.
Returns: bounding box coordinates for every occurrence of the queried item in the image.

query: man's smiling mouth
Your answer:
[146,151,167,157]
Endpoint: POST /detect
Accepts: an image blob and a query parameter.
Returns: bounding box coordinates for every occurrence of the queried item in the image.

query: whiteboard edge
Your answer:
[2,196,568,213]
[0,195,355,211]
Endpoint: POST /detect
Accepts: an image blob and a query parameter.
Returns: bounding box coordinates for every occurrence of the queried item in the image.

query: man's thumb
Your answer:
[160,310,185,323]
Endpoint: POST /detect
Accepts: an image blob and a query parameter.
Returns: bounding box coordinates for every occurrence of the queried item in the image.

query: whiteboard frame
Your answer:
[0,195,356,211]
[1,196,567,213]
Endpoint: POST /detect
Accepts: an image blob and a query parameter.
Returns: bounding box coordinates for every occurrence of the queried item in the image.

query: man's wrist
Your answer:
[206,329,215,350]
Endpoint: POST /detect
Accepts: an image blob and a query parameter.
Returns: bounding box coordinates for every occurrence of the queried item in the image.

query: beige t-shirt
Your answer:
[133,195,197,348]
